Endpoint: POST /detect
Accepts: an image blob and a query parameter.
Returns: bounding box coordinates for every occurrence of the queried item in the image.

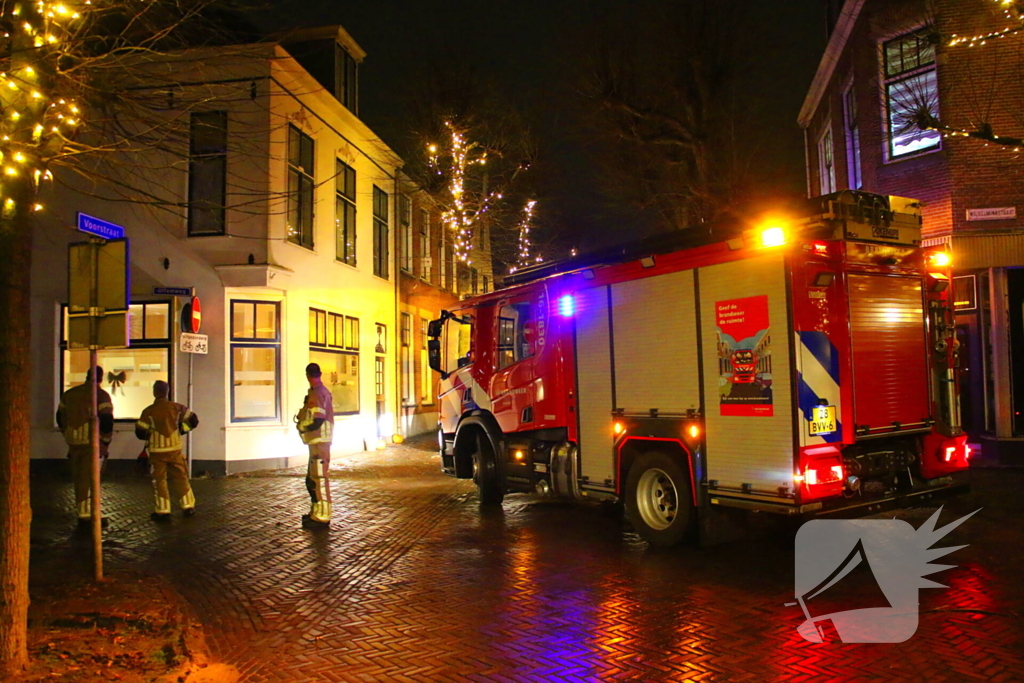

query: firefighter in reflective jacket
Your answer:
[56,366,113,527]
[296,362,334,527]
[135,380,199,522]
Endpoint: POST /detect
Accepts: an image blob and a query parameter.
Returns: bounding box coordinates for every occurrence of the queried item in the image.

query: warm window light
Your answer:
[760,226,787,248]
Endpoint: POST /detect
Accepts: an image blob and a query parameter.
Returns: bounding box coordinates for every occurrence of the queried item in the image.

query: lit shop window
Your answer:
[60,302,170,420]
[309,308,360,415]
[230,300,280,421]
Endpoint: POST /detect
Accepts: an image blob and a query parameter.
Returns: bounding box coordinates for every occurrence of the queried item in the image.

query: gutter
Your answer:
[797,0,867,128]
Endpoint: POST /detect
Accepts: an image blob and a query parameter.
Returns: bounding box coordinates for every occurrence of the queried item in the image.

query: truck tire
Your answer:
[471,431,504,505]
[625,451,694,547]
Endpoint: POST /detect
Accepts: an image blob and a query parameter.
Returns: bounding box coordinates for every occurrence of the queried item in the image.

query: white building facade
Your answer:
[30,28,423,474]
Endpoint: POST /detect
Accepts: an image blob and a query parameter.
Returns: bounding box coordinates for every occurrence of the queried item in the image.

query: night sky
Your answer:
[260,1,828,254]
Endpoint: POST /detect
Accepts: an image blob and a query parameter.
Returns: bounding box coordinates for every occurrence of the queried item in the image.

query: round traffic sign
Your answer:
[181,296,202,334]
[189,296,202,333]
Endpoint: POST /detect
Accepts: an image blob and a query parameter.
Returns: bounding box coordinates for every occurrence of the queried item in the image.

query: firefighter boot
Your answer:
[151,493,172,523]
[75,500,108,530]
[302,501,331,529]
[180,489,196,518]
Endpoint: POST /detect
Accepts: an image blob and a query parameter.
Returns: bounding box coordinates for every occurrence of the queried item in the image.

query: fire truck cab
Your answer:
[428,192,970,546]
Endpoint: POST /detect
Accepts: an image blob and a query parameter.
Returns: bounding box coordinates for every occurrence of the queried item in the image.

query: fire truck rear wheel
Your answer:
[625,452,695,547]
[471,431,504,506]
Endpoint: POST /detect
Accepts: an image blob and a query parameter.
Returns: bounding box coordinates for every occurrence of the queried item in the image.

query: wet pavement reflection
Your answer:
[30,438,1024,682]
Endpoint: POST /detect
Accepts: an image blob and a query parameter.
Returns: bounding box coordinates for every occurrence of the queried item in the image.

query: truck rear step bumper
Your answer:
[709,481,970,518]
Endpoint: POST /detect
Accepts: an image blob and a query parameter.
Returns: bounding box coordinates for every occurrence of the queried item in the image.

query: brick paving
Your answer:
[30,439,1024,682]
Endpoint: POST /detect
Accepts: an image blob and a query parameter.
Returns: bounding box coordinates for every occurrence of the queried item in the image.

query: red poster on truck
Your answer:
[715,295,774,416]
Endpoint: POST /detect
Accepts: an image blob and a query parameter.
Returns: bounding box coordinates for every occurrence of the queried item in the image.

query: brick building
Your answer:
[800,0,1024,462]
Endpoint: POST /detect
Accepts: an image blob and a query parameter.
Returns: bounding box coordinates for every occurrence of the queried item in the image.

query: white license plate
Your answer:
[809,405,837,435]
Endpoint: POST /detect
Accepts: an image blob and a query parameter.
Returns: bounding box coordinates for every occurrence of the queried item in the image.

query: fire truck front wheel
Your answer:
[470,430,504,506]
[625,452,695,547]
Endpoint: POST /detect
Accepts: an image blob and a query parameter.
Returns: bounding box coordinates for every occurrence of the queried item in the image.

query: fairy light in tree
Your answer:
[0,0,86,214]
[427,121,506,265]
[508,199,537,273]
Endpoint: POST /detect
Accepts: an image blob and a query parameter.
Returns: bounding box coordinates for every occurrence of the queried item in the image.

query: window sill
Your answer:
[883,145,943,165]
[224,422,286,430]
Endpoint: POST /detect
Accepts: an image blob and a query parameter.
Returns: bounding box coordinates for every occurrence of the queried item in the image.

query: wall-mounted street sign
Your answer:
[77,213,126,240]
[966,207,1016,221]
[153,286,194,297]
[179,332,208,354]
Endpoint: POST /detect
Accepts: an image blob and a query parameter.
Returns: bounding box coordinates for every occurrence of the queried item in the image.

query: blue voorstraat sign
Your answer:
[77,213,125,240]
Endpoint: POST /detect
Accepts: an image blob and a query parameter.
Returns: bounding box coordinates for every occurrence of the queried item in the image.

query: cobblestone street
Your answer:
[30,438,1024,682]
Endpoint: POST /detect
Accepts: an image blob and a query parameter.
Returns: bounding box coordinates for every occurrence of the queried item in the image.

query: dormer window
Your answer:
[336,44,358,114]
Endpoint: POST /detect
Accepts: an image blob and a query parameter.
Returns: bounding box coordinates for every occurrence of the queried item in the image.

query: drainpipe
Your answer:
[394,167,403,440]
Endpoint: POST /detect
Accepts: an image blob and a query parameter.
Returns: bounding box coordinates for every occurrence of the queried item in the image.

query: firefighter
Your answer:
[296,362,334,528]
[56,366,114,528]
[135,380,199,522]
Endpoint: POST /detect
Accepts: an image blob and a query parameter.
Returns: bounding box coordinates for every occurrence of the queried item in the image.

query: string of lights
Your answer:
[1,1,86,216]
[427,121,505,265]
[948,0,1024,46]
[508,199,539,274]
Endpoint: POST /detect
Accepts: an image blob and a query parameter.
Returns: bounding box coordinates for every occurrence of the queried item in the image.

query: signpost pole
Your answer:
[88,240,103,581]
[89,346,103,581]
[187,352,194,478]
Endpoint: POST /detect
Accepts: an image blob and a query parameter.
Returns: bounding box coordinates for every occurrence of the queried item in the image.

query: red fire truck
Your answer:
[428,191,970,546]
[729,350,757,384]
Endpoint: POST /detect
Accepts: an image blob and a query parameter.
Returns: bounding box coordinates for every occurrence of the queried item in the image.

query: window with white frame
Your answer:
[188,112,227,236]
[843,82,863,189]
[230,300,280,421]
[399,195,413,273]
[335,160,356,265]
[287,126,315,249]
[401,313,414,405]
[817,125,836,195]
[373,185,389,279]
[883,29,941,159]
[309,307,360,415]
[419,208,431,282]
[420,317,432,404]
[335,44,358,114]
[61,302,171,420]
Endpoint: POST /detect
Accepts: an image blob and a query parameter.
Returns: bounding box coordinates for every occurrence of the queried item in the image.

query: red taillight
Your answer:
[805,462,843,486]
[810,240,829,256]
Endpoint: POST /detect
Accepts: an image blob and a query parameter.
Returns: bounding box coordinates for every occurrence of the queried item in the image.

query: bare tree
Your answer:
[0,0,273,674]
[397,57,539,275]
[578,0,761,236]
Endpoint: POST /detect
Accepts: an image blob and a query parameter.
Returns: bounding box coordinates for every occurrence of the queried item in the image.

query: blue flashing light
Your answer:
[558,295,575,317]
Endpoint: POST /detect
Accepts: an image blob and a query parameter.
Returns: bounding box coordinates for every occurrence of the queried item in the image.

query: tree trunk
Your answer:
[0,186,35,676]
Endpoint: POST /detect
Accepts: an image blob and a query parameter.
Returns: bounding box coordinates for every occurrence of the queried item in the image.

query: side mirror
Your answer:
[427,318,443,339]
[428,339,446,378]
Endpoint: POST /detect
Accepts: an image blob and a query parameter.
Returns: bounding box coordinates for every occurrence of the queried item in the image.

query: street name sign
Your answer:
[153,286,194,297]
[77,213,126,240]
